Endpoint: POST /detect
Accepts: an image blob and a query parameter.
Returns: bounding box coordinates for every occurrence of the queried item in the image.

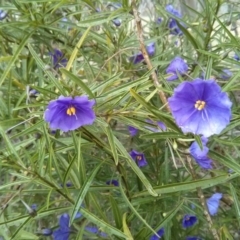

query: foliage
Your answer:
[0,0,240,239]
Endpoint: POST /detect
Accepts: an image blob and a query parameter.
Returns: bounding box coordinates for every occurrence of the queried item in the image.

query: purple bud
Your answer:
[0,10,7,20]
[112,18,121,26]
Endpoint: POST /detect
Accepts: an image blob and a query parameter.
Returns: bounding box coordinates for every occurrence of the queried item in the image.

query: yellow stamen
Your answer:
[194,100,206,110]
[66,106,76,116]
[136,155,142,161]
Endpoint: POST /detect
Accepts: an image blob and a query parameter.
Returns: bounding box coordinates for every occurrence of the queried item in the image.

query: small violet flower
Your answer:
[53,213,71,240]
[220,69,232,80]
[50,49,68,69]
[150,228,164,240]
[31,204,37,211]
[186,237,202,240]
[182,214,197,228]
[112,18,121,26]
[234,53,240,61]
[165,5,183,35]
[156,17,163,24]
[0,9,7,20]
[130,43,155,64]
[62,182,73,187]
[85,226,107,238]
[42,228,53,236]
[128,126,138,136]
[29,89,39,97]
[106,179,119,186]
[166,56,188,81]
[189,137,212,169]
[129,150,147,167]
[206,193,222,216]
[44,95,96,132]
[168,79,232,137]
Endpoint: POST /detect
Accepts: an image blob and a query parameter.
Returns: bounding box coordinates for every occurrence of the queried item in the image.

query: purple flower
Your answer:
[234,53,240,61]
[206,193,222,216]
[53,213,71,240]
[129,150,147,167]
[150,228,164,240]
[60,182,72,188]
[0,10,7,20]
[165,5,183,35]
[29,89,39,97]
[85,226,107,237]
[42,228,53,236]
[50,49,68,69]
[186,237,202,240]
[31,204,37,211]
[168,79,232,137]
[106,180,119,186]
[147,43,155,56]
[130,43,155,64]
[166,56,188,81]
[182,214,197,228]
[146,120,166,132]
[156,17,163,24]
[128,126,138,136]
[112,18,121,26]
[44,95,96,132]
[129,52,144,64]
[220,69,232,80]
[189,137,212,169]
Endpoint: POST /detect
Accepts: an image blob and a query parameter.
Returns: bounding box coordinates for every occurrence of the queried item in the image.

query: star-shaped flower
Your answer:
[129,150,147,167]
[182,214,197,228]
[44,95,96,132]
[168,79,232,137]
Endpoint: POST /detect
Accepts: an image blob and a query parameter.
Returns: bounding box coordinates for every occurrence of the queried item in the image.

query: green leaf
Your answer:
[60,68,95,98]
[113,137,157,197]
[70,161,104,224]
[209,151,240,175]
[0,31,33,88]
[28,44,66,95]
[119,181,158,237]
[134,174,238,197]
[122,213,134,240]
[79,207,128,238]
[130,89,180,132]
[109,195,123,229]
[105,126,119,165]
[140,132,187,140]
[144,200,183,239]
[230,183,240,227]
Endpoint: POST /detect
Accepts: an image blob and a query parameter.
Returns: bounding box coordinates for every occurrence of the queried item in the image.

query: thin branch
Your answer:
[186,156,220,240]
[131,0,170,112]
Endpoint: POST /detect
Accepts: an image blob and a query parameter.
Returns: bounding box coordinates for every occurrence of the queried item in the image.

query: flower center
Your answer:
[194,100,206,110]
[66,106,76,116]
[136,155,142,161]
